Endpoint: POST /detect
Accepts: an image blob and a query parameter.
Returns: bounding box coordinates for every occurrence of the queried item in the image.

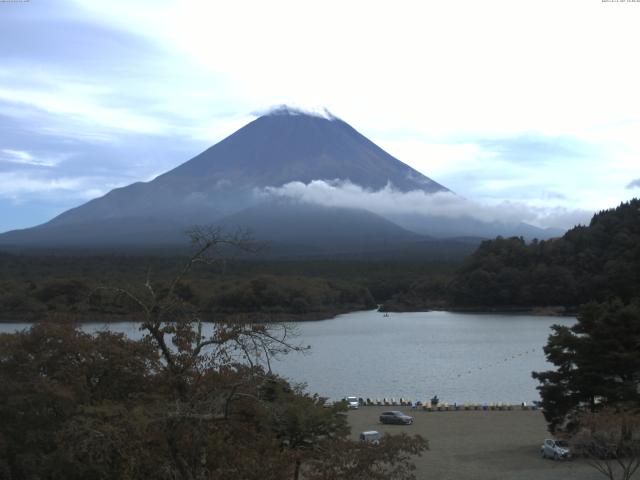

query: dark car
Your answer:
[379,411,413,425]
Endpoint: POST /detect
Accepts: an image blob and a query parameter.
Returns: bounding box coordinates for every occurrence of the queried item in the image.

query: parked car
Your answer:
[379,411,413,425]
[359,430,381,445]
[541,439,571,460]
[345,396,359,409]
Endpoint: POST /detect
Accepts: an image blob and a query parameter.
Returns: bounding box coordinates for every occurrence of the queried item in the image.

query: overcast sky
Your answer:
[1,0,639,233]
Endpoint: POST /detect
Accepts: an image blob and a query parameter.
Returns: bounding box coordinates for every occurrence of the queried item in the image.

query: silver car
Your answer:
[346,396,359,409]
[541,439,571,460]
[360,430,381,445]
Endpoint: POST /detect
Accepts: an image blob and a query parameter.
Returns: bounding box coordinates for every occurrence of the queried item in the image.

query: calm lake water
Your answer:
[0,310,574,404]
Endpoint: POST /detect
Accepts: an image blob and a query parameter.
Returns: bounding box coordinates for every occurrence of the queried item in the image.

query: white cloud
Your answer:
[263,180,592,230]
[0,149,63,167]
[85,0,639,137]
[0,173,83,196]
[1,0,639,232]
[0,81,168,137]
[72,0,640,215]
[0,171,109,200]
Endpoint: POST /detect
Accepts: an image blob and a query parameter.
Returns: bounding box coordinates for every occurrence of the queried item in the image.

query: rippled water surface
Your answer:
[1,310,574,404]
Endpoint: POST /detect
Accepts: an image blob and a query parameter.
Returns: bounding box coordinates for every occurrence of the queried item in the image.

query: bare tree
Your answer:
[572,409,640,480]
[104,226,303,382]
[82,226,427,480]
[94,227,309,479]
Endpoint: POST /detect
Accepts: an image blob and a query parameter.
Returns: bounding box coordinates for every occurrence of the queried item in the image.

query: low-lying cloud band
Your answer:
[263,180,592,230]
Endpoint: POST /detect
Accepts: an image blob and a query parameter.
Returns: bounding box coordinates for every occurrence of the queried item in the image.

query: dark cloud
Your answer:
[0,2,159,72]
[0,3,235,232]
[0,102,205,176]
[626,178,640,189]
[0,0,235,131]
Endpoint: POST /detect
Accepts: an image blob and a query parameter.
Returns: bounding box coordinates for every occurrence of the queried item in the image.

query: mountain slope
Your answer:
[386,212,564,240]
[41,108,447,230]
[218,201,422,253]
[0,107,560,252]
[162,108,446,192]
[0,108,447,251]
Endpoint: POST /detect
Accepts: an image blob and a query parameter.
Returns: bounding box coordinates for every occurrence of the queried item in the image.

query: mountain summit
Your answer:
[163,106,447,192]
[38,107,447,228]
[0,108,450,252]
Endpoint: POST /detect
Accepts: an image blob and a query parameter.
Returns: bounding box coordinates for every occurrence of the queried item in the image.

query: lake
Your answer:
[0,310,574,404]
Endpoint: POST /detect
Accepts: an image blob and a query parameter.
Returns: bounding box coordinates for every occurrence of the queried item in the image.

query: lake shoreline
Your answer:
[0,307,364,325]
[0,305,578,324]
[382,304,578,317]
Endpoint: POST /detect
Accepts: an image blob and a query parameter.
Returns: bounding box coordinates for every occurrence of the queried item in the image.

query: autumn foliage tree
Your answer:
[0,227,427,479]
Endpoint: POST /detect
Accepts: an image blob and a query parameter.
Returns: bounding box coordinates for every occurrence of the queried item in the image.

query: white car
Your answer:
[541,439,571,460]
[346,396,359,409]
[360,430,380,445]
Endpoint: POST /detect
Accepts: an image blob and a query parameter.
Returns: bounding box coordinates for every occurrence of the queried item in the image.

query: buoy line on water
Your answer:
[452,347,543,379]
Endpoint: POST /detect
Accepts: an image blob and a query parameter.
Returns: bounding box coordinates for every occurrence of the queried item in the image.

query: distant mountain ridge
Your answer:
[0,107,559,254]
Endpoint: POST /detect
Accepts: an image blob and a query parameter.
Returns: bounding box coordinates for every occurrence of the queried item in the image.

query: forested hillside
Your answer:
[0,254,458,321]
[451,199,640,308]
[385,199,640,310]
[0,271,375,322]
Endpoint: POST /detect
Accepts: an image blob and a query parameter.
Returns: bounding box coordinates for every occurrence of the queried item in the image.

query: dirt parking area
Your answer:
[348,407,604,480]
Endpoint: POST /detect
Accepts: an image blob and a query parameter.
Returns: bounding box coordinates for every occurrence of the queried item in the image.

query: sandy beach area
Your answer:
[347,407,604,480]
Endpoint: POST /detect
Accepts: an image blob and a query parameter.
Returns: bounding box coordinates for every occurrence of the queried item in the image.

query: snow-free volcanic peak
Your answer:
[0,107,450,251]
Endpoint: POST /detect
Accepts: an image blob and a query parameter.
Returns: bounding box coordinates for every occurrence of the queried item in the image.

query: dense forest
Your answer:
[3,198,639,320]
[387,199,640,311]
[0,252,458,322]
